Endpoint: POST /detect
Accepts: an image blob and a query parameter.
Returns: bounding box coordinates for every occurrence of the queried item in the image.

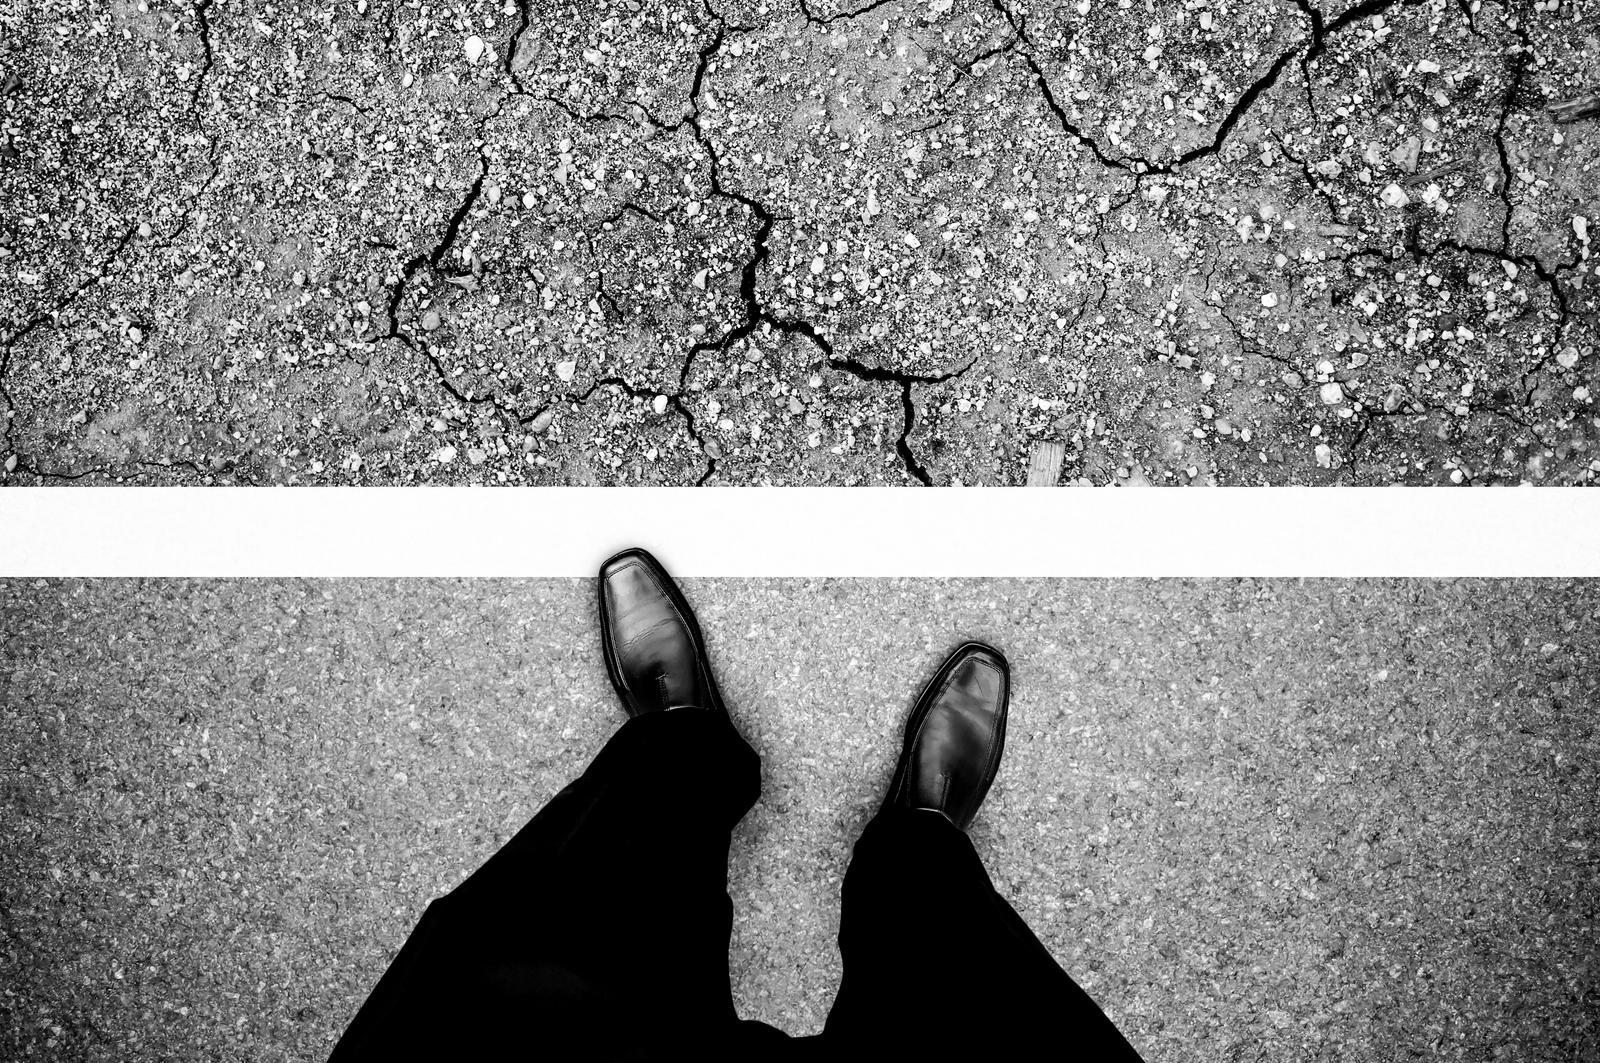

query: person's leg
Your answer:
[822,641,1145,1058]
[329,706,760,1061]
[824,804,1145,1058]
[331,547,778,1061]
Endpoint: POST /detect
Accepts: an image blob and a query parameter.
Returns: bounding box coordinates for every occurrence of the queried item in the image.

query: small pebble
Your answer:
[1390,136,1421,173]
[555,361,577,382]
[1379,183,1410,208]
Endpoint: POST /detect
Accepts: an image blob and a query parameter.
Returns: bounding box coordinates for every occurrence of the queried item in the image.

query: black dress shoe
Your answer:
[884,641,1010,831]
[598,547,726,717]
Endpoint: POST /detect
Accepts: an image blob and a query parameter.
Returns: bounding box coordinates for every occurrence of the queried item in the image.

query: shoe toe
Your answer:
[598,549,718,716]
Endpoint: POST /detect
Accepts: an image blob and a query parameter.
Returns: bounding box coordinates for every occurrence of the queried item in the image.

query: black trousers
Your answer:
[329,709,1144,1060]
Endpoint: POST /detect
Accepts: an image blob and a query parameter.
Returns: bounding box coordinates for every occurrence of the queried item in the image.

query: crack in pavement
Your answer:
[1490,2,1532,256]
[190,0,215,114]
[1273,129,1345,225]
[4,0,1589,483]
[817,346,979,484]
[1,0,227,480]
[504,0,532,89]
[1019,0,1426,177]
[798,0,898,27]
[493,5,977,483]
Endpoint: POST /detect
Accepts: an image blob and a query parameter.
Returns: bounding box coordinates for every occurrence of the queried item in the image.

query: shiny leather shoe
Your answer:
[598,547,726,717]
[884,641,1009,831]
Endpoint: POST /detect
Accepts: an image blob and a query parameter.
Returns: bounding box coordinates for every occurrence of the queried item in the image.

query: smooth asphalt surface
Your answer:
[3,578,1595,1060]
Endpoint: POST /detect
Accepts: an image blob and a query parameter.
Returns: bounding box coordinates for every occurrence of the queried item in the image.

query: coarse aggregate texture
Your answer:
[2,577,1597,1061]
[2,0,1599,485]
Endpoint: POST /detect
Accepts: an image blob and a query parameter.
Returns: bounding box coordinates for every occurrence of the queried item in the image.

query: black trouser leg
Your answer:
[328,708,766,1062]
[822,805,1146,1059]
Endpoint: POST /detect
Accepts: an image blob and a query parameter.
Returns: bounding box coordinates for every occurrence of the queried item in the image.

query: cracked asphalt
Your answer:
[2,578,1597,1060]
[2,0,1598,483]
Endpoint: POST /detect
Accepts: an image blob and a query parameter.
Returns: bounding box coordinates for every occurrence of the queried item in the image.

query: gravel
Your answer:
[1,0,1595,485]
